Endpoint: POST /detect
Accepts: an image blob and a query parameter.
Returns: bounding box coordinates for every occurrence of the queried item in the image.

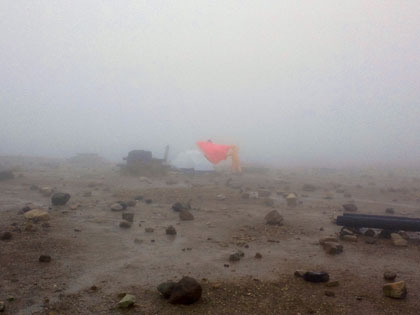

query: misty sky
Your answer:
[1,1,419,167]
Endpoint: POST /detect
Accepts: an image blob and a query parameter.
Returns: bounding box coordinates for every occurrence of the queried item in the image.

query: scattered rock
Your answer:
[325,280,340,287]
[119,221,132,228]
[1,232,12,241]
[391,233,407,247]
[255,252,262,259]
[172,202,190,212]
[364,229,375,237]
[24,209,49,222]
[110,203,124,211]
[126,200,137,207]
[340,227,355,236]
[229,252,242,262]
[342,204,358,212]
[134,195,144,201]
[216,194,226,201]
[303,272,329,283]
[145,227,154,233]
[0,301,4,312]
[145,199,153,204]
[286,193,297,207]
[118,294,136,308]
[39,255,51,263]
[322,242,343,255]
[179,210,194,221]
[384,271,397,281]
[122,213,134,222]
[385,208,395,214]
[383,281,407,299]
[51,192,71,206]
[166,225,177,235]
[264,210,283,226]
[167,276,202,305]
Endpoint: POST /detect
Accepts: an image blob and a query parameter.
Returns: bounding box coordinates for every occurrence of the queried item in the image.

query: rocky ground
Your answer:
[1,157,420,314]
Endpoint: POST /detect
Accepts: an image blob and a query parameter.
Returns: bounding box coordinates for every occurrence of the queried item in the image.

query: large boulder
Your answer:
[264,210,283,226]
[51,192,71,206]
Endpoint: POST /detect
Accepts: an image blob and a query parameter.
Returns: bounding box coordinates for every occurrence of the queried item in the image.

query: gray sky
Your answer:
[1,1,419,167]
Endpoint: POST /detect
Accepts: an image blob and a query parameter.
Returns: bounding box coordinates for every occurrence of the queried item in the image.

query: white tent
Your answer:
[171,150,214,171]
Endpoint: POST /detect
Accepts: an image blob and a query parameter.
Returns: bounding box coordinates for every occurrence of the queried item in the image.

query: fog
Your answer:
[1,1,419,168]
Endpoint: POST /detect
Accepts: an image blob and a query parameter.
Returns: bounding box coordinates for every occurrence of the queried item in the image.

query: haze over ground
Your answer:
[1,1,419,168]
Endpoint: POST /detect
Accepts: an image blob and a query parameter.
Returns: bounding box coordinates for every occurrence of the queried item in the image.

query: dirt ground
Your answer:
[1,157,420,314]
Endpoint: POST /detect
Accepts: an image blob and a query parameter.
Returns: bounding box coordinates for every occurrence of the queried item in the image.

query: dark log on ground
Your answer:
[337,213,420,231]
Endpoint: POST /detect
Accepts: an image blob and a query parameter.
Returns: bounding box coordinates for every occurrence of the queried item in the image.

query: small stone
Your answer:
[118,294,136,308]
[134,195,144,201]
[383,281,407,299]
[391,233,408,247]
[364,229,375,237]
[303,272,329,283]
[325,280,340,287]
[340,227,355,236]
[216,194,226,201]
[110,203,123,211]
[172,202,189,212]
[39,255,51,263]
[342,204,358,212]
[24,209,49,222]
[384,271,397,281]
[1,232,12,241]
[255,252,262,259]
[166,225,177,235]
[322,242,343,255]
[145,227,154,233]
[229,253,241,262]
[324,290,335,297]
[117,201,128,209]
[385,208,395,214]
[51,192,71,206]
[119,221,132,228]
[0,301,4,312]
[145,199,153,204]
[264,210,283,225]
[179,210,194,221]
[122,213,134,222]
